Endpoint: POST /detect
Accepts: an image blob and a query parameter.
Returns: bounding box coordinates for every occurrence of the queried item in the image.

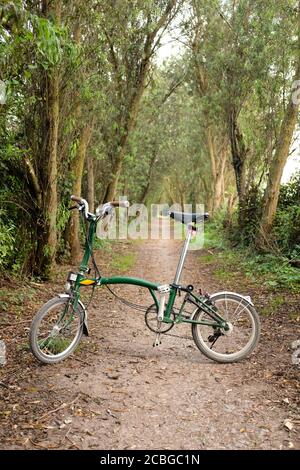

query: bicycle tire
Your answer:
[30,296,84,364]
[192,292,260,363]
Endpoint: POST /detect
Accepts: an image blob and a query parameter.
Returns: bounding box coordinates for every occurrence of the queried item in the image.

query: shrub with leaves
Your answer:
[0,212,15,269]
[273,173,300,258]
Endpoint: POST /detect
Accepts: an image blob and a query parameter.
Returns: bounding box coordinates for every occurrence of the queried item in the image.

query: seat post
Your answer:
[174,224,193,284]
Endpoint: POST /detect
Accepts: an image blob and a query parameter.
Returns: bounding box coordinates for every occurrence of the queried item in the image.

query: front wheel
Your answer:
[30,296,84,364]
[192,292,260,363]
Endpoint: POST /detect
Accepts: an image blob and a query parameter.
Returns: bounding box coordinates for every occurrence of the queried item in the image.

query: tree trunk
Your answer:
[44,72,59,261]
[180,191,185,211]
[104,149,125,202]
[213,162,225,211]
[140,180,151,205]
[103,1,177,202]
[199,173,212,211]
[260,67,300,238]
[68,122,94,262]
[87,153,95,213]
[205,126,228,213]
[228,107,248,226]
[140,151,157,204]
[35,0,61,278]
[104,76,149,202]
[223,193,236,229]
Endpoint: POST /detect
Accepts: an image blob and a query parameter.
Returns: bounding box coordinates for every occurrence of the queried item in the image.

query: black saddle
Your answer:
[169,211,209,225]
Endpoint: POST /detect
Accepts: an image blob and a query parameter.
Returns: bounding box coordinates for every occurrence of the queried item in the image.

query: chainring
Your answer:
[144,303,175,334]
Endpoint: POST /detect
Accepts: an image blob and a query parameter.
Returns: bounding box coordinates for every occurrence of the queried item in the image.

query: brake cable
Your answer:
[76,207,195,341]
[79,209,148,312]
[104,284,150,312]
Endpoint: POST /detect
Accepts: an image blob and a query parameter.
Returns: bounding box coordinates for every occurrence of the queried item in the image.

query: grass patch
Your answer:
[204,222,227,250]
[202,221,300,291]
[93,237,114,251]
[243,253,300,289]
[214,264,239,281]
[94,237,137,251]
[17,342,31,351]
[199,253,215,264]
[111,252,136,273]
[0,286,36,315]
[261,295,285,316]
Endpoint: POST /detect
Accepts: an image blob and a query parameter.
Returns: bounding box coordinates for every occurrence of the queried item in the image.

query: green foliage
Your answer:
[204,217,228,250]
[272,173,300,258]
[278,172,300,208]
[31,15,63,68]
[0,212,15,269]
[243,253,300,290]
[56,203,73,262]
[261,295,285,316]
[39,337,71,355]
[122,59,209,206]
[111,252,136,273]
[1,0,299,284]
[203,220,300,291]
[273,206,300,258]
[93,238,113,252]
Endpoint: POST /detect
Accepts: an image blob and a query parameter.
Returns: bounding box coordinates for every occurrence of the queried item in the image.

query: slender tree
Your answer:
[99,0,180,202]
[260,3,300,239]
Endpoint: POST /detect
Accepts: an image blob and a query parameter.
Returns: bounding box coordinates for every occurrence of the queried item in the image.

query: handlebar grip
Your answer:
[110,200,129,208]
[71,195,83,204]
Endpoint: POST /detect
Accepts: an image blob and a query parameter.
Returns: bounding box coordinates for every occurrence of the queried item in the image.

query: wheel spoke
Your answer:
[192,293,259,362]
[31,298,83,361]
[225,293,228,320]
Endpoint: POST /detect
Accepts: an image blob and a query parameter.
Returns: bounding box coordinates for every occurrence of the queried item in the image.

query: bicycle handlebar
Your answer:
[110,201,130,208]
[70,195,129,219]
[70,195,83,204]
[71,195,89,219]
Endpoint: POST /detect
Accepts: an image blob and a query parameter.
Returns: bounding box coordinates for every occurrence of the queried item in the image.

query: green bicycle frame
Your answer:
[70,214,227,329]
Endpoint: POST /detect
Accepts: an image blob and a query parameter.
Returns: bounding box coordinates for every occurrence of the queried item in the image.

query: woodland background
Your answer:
[0,0,300,288]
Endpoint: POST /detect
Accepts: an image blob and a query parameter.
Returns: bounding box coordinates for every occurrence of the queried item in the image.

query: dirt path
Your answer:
[0,224,299,450]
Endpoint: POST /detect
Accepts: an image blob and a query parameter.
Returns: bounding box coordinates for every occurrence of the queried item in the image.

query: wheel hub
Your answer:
[222,322,234,336]
[50,325,61,337]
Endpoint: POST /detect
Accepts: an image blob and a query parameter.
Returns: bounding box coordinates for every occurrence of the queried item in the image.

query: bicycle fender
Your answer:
[189,291,255,321]
[57,294,89,336]
[211,291,254,306]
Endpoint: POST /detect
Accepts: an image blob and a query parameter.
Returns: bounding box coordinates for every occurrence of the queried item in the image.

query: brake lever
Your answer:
[68,205,78,211]
[101,205,114,217]
[104,208,113,216]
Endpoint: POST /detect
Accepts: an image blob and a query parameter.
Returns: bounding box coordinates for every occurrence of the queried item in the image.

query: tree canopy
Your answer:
[0,0,300,277]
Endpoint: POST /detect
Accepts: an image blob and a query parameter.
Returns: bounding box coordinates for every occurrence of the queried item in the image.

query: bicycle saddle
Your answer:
[169,211,209,225]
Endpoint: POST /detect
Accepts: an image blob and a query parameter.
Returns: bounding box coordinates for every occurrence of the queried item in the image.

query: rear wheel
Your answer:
[192,292,260,363]
[30,296,84,364]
